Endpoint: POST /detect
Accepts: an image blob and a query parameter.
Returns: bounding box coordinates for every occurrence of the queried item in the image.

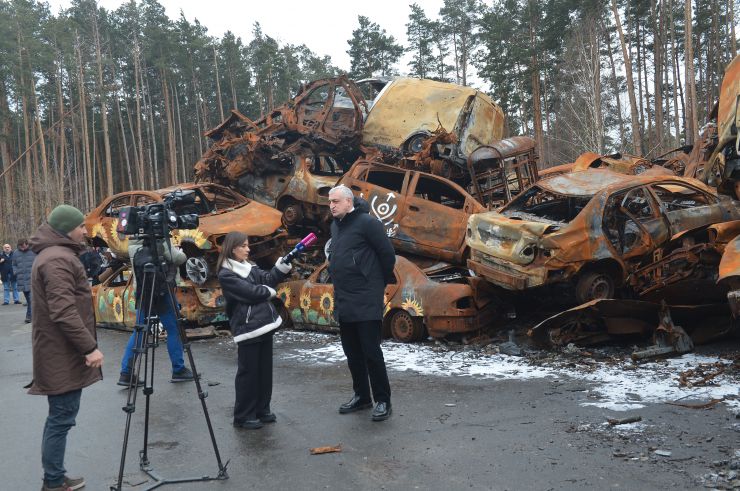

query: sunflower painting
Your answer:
[319,292,334,316]
[300,290,312,311]
[401,296,424,316]
[277,286,291,308]
[112,296,124,322]
[172,229,211,249]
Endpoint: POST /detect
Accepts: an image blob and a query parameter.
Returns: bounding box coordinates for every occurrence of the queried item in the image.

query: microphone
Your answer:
[282,233,318,263]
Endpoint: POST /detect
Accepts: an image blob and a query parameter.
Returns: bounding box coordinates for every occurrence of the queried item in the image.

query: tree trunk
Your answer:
[76,36,93,210]
[18,27,36,222]
[213,47,225,121]
[133,40,146,189]
[31,78,50,214]
[684,0,699,145]
[636,16,647,151]
[93,12,113,196]
[669,0,682,145]
[611,0,643,153]
[605,23,626,150]
[652,0,664,152]
[56,57,66,202]
[529,0,545,164]
[175,84,186,182]
[0,79,13,219]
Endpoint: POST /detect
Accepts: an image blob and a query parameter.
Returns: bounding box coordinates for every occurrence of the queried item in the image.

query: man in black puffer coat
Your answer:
[328,185,395,421]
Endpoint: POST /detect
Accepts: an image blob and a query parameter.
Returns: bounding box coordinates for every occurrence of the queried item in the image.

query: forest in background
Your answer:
[0,0,737,239]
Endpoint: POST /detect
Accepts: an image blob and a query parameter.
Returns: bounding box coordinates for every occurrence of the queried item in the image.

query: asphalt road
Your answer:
[1,302,738,490]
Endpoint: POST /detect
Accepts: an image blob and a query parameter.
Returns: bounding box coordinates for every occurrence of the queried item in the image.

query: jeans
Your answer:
[42,389,82,487]
[120,301,185,375]
[22,290,31,319]
[2,277,19,303]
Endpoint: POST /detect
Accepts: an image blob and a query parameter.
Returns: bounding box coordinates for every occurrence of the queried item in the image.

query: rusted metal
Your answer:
[467,170,740,302]
[528,299,731,347]
[361,77,504,157]
[717,234,740,316]
[91,266,227,329]
[631,302,694,361]
[85,182,287,286]
[275,256,499,342]
[338,160,485,265]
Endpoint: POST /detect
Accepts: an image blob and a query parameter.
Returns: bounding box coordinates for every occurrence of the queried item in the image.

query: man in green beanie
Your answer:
[28,204,103,491]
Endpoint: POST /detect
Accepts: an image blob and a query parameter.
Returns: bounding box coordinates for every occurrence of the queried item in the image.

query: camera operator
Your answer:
[117,237,194,385]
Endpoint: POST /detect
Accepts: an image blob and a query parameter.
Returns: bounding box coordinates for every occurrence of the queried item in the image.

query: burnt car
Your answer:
[359,77,505,157]
[92,266,227,329]
[85,182,286,285]
[466,169,740,303]
[718,233,740,319]
[274,256,498,342]
[338,160,485,265]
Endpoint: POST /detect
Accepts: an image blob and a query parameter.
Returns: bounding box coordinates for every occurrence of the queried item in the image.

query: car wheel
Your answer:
[575,271,616,303]
[389,310,424,343]
[405,133,429,154]
[185,256,209,285]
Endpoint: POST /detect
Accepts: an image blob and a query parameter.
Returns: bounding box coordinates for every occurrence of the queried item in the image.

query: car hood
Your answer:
[198,202,282,237]
[467,212,560,265]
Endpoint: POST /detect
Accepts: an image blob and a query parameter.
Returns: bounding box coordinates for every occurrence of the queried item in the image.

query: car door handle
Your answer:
[350,185,361,191]
[409,205,420,212]
[278,178,286,183]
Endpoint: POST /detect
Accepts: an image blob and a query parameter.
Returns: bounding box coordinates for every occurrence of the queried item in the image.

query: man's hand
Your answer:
[85,349,104,368]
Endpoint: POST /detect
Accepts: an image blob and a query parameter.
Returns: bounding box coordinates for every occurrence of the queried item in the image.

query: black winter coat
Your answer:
[12,249,36,291]
[328,200,395,323]
[0,251,14,281]
[218,262,288,344]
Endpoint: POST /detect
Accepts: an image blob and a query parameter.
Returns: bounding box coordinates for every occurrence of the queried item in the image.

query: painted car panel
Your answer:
[275,256,496,340]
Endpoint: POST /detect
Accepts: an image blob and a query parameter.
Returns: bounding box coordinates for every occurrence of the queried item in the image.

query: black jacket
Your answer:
[328,198,395,323]
[0,251,14,281]
[218,262,288,344]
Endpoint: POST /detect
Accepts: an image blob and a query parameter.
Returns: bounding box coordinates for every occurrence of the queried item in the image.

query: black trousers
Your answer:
[339,320,391,404]
[234,335,273,423]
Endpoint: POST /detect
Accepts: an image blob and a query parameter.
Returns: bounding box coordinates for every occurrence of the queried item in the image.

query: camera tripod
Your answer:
[112,251,229,490]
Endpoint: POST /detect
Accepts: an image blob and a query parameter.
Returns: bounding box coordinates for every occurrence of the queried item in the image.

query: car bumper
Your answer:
[468,251,548,290]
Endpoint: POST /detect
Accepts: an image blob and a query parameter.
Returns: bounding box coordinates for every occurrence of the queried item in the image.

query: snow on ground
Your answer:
[276,331,740,413]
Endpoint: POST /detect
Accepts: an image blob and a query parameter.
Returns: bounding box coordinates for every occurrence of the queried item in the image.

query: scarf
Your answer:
[224,258,253,279]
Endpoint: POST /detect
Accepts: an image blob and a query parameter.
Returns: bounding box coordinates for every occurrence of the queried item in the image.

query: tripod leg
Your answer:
[165,288,229,478]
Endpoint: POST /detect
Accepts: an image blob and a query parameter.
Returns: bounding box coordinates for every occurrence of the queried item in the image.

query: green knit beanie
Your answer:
[48,205,85,234]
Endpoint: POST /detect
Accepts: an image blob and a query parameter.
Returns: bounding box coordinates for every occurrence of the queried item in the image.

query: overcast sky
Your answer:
[45,0,449,77]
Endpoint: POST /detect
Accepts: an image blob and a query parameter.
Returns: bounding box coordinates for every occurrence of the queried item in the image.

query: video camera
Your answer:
[117,189,199,239]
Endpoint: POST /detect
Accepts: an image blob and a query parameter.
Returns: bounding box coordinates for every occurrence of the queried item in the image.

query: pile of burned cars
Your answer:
[87,54,740,349]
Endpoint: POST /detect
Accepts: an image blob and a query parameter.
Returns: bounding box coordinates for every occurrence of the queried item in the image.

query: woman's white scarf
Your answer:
[224,258,252,278]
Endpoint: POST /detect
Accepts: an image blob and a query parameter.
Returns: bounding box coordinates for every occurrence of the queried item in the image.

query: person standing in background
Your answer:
[12,238,36,323]
[1,243,20,305]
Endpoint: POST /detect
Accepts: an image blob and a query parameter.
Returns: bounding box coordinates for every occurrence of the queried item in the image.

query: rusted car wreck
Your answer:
[275,256,498,342]
[466,169,740,303]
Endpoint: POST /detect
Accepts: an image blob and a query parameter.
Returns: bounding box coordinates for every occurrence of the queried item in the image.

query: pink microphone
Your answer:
[282,233,318,263]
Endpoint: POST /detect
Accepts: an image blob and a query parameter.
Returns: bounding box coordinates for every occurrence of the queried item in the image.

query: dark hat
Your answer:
[48,205,85,234]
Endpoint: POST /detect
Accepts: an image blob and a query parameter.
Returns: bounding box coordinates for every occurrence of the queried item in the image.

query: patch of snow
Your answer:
[277,331,740,413]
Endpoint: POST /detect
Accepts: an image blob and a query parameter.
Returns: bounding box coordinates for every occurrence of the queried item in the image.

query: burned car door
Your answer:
[649,182,726,235]
[345,166,409,239]
[399,172,474,261]
[603,187,666,258]
[302,264,339,329]
[95,267,135,327]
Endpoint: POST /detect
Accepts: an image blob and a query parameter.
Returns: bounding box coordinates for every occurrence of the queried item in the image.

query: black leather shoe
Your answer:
[371,402,392,421]
[338,395,373,414]
[233,419,263,430]
[258,412,277,423]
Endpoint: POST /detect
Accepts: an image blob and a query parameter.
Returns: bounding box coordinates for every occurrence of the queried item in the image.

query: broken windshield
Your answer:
[502,186,591,224]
